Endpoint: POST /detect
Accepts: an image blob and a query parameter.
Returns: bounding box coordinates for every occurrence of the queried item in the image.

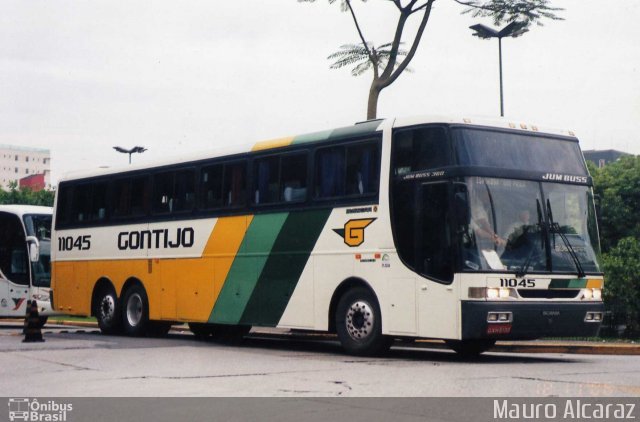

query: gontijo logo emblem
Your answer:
[333,218,376,247]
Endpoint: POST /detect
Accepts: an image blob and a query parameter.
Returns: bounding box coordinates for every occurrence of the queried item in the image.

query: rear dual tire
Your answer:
[95,284,169,337]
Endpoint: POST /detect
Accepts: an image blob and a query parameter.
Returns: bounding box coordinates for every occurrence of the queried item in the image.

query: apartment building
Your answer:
[0,144,51,190]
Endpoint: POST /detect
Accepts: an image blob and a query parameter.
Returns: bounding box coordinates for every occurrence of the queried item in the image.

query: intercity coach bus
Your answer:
[0,205,55,326]
[51,116,604,355]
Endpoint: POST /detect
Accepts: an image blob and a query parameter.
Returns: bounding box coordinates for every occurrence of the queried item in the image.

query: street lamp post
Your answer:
[469,21,529,117]
[113,146,147,164]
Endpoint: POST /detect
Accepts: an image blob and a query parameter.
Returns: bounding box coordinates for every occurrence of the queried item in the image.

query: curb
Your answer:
[39,320,640,355]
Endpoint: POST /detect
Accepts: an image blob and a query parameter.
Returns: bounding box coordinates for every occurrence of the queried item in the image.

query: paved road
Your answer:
[1,324,639,397]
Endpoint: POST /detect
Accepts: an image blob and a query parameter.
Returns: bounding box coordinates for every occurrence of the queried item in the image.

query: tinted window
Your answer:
[281,153,307,202]
[112,176,150,219]
[69,182,108,223]
[315,140,379,199]
[254,153,308,205]
[453,128,587,175]
[223,162,246,207]
[200,165,223,209]
[393,127,450,176]
[254,156,280,204]
[152,169,195,214]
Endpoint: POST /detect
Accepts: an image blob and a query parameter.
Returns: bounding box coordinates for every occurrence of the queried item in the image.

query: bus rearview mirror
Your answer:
[26,236,40,263]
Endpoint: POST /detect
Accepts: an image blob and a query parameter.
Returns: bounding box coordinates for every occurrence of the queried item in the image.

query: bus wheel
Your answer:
[335,287,391,356]
[445,339,496,357]
[95,287,121,335]
[121,285,149,337]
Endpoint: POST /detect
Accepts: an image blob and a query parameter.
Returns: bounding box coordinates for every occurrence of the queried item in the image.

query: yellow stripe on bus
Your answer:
[251,136,294,151]
[202,215,253,307]
[586,279,603,289]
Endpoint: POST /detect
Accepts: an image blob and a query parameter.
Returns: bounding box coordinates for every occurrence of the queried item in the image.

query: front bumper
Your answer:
[461,301,604,340]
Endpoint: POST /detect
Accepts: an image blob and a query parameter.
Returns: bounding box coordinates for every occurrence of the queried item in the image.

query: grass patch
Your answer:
[49,315,96,323]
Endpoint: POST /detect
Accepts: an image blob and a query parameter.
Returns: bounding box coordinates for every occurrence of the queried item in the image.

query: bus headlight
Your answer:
[469,287,515,299]
[487,288,499,299]
[582,288,602,300]
[32,293,50,301]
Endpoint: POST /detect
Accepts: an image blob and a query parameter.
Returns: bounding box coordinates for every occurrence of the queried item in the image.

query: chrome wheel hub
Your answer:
[100,295,116,324]
[126,293,143,327]
[345,301,374,341]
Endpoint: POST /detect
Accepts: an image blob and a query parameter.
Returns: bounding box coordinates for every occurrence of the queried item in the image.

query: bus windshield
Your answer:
[23,214,51,287]
[460,177,600,275]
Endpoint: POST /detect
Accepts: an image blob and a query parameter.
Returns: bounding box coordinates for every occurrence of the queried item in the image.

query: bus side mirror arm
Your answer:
[26,236,40,263]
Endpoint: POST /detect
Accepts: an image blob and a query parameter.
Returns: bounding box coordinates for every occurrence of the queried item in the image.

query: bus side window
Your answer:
[392,127,450,175]
[0,212,29,286]
[90,182,108,221]
[315,146,345,198]
[346,143,378,196]
[200,165,223,209]
[73,184,92,222]
[223,162,247,207]
[130,176,150,217]
[174,169,195,212]
[153,171,174,214]
[281,153,307,202]
[254,156,279,204]
[112,179,131,218]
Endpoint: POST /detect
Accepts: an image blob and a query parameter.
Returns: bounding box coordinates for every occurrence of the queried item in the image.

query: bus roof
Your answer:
[0,205,52,217]
[57,114,577,183]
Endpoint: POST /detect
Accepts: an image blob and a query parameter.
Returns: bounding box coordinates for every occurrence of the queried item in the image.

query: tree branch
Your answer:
[345,0,376,65]
[383,0,434,88]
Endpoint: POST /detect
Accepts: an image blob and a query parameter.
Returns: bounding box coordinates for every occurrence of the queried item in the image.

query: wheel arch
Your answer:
[327,277,378,334]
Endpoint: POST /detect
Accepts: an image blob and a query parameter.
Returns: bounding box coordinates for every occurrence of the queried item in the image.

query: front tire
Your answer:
[95,286,122,335]
[121,284,149,337]
[335,287,391,356]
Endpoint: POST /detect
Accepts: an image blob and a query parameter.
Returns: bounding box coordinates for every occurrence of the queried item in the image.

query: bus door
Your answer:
[0,211,30,317]
[415,182,459,339]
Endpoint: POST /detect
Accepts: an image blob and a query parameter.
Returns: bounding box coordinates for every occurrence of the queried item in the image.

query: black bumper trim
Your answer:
[461,301,604,340]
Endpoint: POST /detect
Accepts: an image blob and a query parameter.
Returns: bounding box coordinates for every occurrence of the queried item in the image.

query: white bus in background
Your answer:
[0,205,55,326]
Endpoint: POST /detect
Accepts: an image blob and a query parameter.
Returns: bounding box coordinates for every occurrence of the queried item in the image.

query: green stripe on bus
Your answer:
[549,278,587,289]
[208,213,289,324]
[292,130,333,144]
[239,209,332,326]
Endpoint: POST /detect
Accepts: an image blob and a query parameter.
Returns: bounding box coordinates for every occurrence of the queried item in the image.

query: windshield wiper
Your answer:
[546,199,586,278]
[514,200,544,278]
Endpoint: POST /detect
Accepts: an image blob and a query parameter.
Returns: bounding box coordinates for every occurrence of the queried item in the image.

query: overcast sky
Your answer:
[2,1,639,183]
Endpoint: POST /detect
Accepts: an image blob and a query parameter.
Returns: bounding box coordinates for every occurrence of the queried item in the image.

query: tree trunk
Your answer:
[367,84,381,120]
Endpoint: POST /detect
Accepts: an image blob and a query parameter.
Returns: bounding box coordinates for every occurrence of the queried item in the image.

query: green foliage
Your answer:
[589,155,640,337]
[0,181,54,207]
[457,0,563,26]
[590,155,640,253]
[328,42,409,76]
[602,237,640,335]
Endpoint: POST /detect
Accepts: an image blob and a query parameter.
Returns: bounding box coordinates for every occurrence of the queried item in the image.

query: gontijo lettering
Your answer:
[118,227,195,250]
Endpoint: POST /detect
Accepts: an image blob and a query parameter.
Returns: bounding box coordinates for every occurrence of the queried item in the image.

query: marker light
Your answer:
[583,289,593,300]
[593,289,602,300]
[487,288,499,299]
